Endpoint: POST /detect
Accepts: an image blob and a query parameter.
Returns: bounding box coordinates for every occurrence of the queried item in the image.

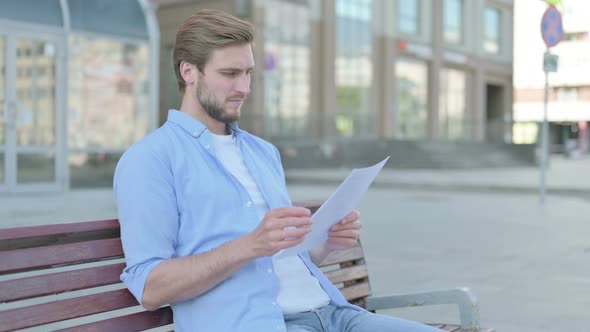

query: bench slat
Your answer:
[0,220,120,251]
[0,289,138,332]
[55,307,173,332]
[317,245,364,267]
[340,281,371,301]
[0,238,123,274]
[0,219,119,241]
[0,263,125,302]
[324,264,368,285]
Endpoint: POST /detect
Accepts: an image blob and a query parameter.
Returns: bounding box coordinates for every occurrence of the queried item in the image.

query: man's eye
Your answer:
[222,72,238,77]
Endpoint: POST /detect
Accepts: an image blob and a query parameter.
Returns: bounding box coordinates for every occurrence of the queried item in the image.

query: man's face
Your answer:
[194,44,254,124]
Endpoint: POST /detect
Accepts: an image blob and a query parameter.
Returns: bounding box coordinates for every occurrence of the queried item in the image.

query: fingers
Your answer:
[343,210,360,223]
[249,208,313,257]
[257,225,310,254]
[332,210,361,227]
[328,228,360,240]
[331,218,362,232]
[325,227,360,251]
[266,206,311,218]
[271,224,311,240]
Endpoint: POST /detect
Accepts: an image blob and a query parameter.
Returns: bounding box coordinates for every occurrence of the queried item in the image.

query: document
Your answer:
[274,156,390,259]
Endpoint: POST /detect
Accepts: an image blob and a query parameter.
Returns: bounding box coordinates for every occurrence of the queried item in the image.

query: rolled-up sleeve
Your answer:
[114,143,178,304]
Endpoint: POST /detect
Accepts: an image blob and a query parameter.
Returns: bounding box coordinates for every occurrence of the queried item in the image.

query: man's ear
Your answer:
[179,61,197,87]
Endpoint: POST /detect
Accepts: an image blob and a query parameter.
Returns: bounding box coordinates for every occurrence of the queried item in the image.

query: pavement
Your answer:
[1,155,588,228]
[285,154,590,200]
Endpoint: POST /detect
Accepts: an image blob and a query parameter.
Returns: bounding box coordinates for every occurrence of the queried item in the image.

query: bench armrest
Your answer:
[366,287,480,331]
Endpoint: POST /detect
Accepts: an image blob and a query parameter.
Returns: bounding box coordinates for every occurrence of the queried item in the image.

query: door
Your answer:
[485,83,505,143]
[1,32,64,192]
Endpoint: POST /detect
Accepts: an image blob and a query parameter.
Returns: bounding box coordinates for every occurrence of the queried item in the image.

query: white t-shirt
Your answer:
[210,132,330,314]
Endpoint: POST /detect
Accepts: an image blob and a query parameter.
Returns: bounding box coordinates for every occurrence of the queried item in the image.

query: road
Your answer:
[290,185,590,332]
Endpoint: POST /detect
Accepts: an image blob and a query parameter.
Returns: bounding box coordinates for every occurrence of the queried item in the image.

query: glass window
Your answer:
[263,0,312,138]
[15,40,57,147]
[443,0,464,44]
[17,153,55,183]
[439,68,466,140]
[512,122,538,144]
[69,152,122,188]
[556,87,578,101]
[0,36,4,147]
[483,7,500,53]
[0,0,63,27]
[164,47,180,122]
[563,32,589,42]
[395,57,428,139]
[0,152,4,184]
[68,0,148,40]
[335,0,374,137]
[68,35,150,150]
[398,0,420,35]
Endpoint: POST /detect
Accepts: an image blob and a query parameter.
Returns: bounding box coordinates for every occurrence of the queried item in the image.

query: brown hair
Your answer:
[173,9,255,93]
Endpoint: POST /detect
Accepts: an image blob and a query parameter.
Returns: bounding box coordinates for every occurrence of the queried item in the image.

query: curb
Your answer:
[285,176,590,200]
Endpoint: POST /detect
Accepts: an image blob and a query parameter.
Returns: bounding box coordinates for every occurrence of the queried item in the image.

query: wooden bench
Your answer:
[0,200,494,332]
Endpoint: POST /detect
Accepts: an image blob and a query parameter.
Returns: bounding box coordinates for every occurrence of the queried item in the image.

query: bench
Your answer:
[0,199,493,332]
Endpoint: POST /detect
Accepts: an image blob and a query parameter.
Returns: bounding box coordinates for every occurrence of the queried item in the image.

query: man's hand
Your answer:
[309,210,362,264]
[325,210,362,251]
[245,206,312,257]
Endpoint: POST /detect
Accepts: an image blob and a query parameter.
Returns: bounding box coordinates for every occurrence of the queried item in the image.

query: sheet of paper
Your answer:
[274,156,390,259]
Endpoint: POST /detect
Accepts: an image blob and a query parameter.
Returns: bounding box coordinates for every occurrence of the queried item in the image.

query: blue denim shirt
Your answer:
[114,110,358,332]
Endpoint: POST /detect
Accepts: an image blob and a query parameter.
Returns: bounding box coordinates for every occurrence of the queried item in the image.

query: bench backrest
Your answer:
[0,200,371,331]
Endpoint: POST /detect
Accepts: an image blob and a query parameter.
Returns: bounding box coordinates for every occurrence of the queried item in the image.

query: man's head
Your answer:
[174,9,255,125]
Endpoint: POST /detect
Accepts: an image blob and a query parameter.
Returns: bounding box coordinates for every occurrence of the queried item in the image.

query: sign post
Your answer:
[539,5,563,205]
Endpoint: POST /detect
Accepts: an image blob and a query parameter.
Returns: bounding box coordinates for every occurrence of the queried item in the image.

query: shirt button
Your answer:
[267,268,272,274]
[205,144,210,149]
[246,201,252,207]
[193,131,198,137]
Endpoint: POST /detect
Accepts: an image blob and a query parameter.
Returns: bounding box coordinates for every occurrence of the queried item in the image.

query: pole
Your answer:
[540,50,550,205]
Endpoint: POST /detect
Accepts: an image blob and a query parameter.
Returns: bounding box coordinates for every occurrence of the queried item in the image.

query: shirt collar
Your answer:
[167,109,242,138]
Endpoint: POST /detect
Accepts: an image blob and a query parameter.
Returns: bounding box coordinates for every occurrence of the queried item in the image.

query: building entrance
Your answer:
[1,31,65,193]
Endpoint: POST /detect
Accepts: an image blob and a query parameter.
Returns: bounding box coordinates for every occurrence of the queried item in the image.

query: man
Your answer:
[115,9,441,332]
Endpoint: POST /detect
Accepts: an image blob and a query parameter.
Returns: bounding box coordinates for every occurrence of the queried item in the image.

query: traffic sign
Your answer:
[541,5,564,48]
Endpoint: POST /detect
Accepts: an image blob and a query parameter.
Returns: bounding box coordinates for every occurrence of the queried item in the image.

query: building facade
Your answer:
[0,0,159,193]
[157,0,514,145]
[513,0,590,156]
[0,0,515,193]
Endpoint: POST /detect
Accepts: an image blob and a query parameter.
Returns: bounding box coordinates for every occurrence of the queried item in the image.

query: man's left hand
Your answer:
[325,210,362,251]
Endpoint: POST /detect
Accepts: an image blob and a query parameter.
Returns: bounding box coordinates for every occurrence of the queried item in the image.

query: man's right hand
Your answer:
[245,206,312,257]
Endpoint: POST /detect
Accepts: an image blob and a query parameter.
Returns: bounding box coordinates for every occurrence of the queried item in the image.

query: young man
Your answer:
[114,9,441,332]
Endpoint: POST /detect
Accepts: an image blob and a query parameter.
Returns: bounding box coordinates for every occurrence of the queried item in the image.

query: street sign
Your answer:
[541,5,564,48]
[543,52,558,72]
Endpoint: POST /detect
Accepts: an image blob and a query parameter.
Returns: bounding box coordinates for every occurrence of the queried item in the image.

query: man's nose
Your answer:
[235,73,251,95]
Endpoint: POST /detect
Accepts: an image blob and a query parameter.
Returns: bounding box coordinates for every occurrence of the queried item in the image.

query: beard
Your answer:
[195,81,241,125]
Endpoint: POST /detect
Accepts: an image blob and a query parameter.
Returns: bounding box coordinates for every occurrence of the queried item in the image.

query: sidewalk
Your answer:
[285,155,590,199]
[1,155,588,229]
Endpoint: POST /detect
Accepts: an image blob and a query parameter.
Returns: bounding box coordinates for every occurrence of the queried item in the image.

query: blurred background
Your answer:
[1,0,589,331]
[0,0,588,191]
